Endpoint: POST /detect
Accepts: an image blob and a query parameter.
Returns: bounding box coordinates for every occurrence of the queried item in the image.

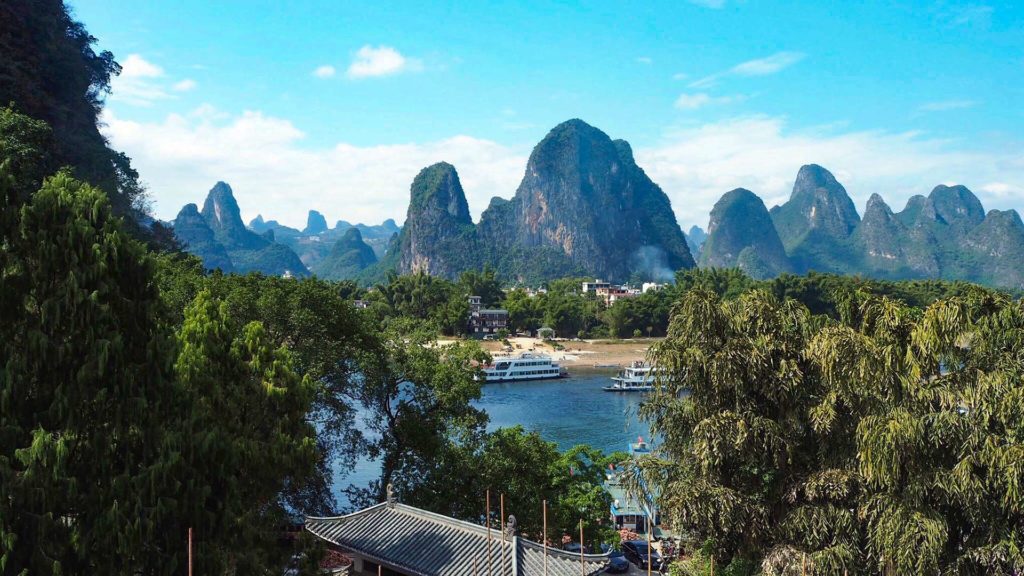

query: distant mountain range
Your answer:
[170,119,1024,291]
[702,164,1024,288]
[360,119,695,284]
[171,183,397,279]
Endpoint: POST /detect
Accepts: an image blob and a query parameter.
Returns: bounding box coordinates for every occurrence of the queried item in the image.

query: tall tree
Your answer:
[165,290,320,574]
[347,319,489,507]
[641,288,836,573]
[0,171,176,575]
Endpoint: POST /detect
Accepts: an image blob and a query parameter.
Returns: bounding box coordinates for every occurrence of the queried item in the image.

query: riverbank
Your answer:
[480,336,659,368]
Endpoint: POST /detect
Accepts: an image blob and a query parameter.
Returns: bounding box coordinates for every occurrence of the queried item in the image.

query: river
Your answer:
[331,369,650,508]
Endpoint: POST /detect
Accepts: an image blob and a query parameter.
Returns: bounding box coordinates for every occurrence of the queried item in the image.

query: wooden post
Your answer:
[646,515,652,576]
[486,490,492,576]
[579,519,585,576]
[500,493,506,576]
[802,553,807,576]
[187,527,193,576]
[378,565,382,576]
[543,499,548,576]
[710,554,715,576]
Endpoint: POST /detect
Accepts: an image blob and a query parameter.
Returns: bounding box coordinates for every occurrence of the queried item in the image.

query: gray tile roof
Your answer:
[306,503,608,576]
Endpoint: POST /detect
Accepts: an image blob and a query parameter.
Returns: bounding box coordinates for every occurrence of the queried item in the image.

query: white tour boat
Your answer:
[478,352,568,383]
[603,360,658,392]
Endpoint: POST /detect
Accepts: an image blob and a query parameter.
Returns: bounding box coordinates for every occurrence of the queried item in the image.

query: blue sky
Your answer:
[71,0,1024,229]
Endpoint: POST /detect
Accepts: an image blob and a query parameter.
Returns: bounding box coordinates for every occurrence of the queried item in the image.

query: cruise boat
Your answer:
[603,361,658,392]
[478,352,568,383]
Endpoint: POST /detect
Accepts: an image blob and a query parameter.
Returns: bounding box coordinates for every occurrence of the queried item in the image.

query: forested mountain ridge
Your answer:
[173,182,309,276]
[0,0,174,247]
[704,164,1024,289]
[248,211,398,271]
[357,119,697,284]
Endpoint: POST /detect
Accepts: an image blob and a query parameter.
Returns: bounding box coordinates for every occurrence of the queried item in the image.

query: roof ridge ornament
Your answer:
[386,483,396,508]
[504,514,517,538]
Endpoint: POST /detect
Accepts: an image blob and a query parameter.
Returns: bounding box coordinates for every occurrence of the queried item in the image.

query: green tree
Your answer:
[458,266,504,307]
[839,291,1024,574]
[0,107,52,201]
[0,171,177,575]
[641,289,824,572]
[154,270,370,513]
[348,319,490,506]
[167,290,319,574]
[504,288,544,333]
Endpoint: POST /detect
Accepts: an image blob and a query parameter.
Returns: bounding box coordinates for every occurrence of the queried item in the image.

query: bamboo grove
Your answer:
[640,287,1024,575]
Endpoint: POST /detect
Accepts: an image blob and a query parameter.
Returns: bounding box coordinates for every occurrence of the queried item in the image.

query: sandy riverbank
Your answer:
[479,336,659,367]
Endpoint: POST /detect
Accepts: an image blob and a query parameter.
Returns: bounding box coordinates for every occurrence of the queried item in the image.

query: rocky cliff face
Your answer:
[477,119,694,281]
[770,164,861,273]
[928,185,985,230]
[698,168,1024,289]
[700,188,791,279]
[173,203,234,272]
[851,193,937,277]
[312,227,378,280]
[396,162,481,277]
[686,225,707,256]
[963,210,1024,289]
[304,210,329,235]
[175,182,309,276]
[369,119,695,283]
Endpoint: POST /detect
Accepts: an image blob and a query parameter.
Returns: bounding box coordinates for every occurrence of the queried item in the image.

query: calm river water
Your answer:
[331,369,650,508]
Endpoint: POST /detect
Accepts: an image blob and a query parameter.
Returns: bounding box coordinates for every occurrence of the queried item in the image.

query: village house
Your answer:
[467,295,509,336]
[594,286,640,306]
[305,490,610,576]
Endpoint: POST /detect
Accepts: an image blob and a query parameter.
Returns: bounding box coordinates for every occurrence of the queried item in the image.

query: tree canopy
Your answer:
[641,286,1024,575]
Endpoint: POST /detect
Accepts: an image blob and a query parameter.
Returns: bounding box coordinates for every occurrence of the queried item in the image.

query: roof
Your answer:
[306,502,608,576]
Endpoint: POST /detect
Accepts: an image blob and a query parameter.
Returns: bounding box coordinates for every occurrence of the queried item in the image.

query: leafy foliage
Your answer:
[0,1,167,246]
[642,279,1024,575]
[0,170,177,575]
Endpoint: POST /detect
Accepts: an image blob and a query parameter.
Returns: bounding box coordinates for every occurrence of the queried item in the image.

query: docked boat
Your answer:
[603,361,658,392]
[478,352,568,383]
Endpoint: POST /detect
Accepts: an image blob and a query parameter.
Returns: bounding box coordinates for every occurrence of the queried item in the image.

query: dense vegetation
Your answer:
[0,0,173,247]
[638,286,1024,575]
[4,4,1022,575]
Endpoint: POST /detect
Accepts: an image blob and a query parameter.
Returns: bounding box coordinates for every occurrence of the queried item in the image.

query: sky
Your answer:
[70,0,1024,231]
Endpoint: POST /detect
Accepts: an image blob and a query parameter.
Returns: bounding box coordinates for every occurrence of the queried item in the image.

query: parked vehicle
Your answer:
[621,540,665,570]
[605,549,631,573]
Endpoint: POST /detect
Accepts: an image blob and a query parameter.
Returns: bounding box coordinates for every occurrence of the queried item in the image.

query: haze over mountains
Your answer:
[170,118,1024,290]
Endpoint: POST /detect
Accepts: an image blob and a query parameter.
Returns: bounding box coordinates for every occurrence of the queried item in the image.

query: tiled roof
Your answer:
[306,503,608,576]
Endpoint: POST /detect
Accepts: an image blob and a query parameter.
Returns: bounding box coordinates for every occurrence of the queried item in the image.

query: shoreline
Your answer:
[479,336,659,368]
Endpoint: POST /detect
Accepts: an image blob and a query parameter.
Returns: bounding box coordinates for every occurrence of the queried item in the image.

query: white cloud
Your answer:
[111,54,172,106]
[111,55,200,106]
[918,99,977,112]
[690,51,805,88]
[100,107,526,227]
[674,92,743,110]
[672,72,689,80]
[731,52,805,76]
[636,116,1024,229]
[346,45,422,79]
[687,0,726,7]
[636,56,653,65]
[120,54,164,78]
[313,65,336,78]
[101,106,1024,234]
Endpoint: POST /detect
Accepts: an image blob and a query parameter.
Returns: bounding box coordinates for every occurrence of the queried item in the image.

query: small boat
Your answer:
[477,352,568,383]
[603,361,657,392]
